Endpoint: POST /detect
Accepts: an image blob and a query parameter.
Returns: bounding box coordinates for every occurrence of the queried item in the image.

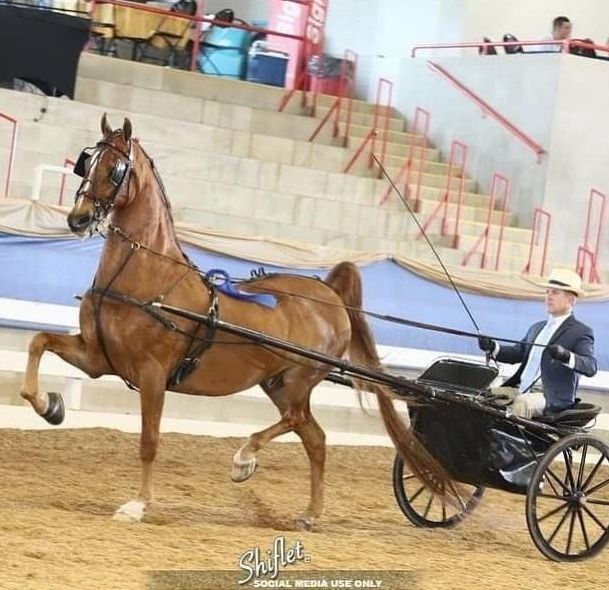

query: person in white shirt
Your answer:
[528,15,573,53]
[478,268,597,419]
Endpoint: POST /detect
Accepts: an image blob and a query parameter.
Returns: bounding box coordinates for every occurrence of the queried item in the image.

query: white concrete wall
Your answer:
[395,54,560,225]
[543,54,609,269]
[462,0,609,48]
[324,0,466,101]
[204,0,270,23]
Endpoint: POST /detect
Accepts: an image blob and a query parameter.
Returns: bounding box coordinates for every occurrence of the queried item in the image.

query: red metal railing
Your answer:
[379,107,430,210]
[411,39,571,57]
[462,172,510,269]
[0,112,18,198]
[523,208,551,276]
[58,158,76,206]
[416,139,467,248]
[343,77,393,177]
[89,0,310,73]
[427,61,545,161]
[576,246,596,283]
[576,188,607,283]
[308,49,358,145]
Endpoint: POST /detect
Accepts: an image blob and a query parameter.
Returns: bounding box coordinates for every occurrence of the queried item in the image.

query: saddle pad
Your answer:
[205,269,277,309]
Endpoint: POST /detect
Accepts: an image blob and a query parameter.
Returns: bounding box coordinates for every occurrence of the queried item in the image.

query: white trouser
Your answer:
[491,387,546,419]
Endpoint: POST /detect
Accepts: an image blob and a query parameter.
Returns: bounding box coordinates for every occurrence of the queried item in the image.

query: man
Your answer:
[478,268,597,419]
[528,16,572,53]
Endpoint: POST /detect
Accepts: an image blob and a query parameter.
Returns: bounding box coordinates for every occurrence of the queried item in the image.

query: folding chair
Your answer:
[138,0,197,68]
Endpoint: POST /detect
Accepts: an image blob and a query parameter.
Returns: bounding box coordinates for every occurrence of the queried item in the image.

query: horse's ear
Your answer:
[101,113,112,138]
[122,118,132,142]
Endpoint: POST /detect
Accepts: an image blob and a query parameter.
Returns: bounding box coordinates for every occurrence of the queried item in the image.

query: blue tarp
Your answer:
[2,232,609,368]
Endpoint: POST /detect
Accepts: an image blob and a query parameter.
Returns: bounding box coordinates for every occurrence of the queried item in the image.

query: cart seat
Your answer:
[417,358,498,394]
[538,402,602,428]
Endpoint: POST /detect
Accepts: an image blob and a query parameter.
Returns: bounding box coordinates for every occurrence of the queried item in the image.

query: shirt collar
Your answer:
[547,311,572,326]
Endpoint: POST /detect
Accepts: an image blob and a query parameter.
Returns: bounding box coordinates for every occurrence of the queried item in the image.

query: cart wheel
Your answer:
[526,433,609,561]
[392,454,484,528]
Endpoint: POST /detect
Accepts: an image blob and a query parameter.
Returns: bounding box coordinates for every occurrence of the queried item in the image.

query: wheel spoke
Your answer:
[576,444,588,490]
[586,498,609,507]
[565,506,577,555]
[586,477,609,496]
[408,486,426,504]
[538,493,570,502]
[423,494,434,519]
[581,504,609,532]
[576,508,591,551]
[402,473,416,482]
[581,454,606,492]
[548,505,573,544]
[538,501,569,523]
[546,466,572,495]
[544,472,562,497]
[563,450,577,493]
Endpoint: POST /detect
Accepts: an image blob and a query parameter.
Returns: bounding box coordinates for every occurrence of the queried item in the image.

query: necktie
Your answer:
[519,319,556,393]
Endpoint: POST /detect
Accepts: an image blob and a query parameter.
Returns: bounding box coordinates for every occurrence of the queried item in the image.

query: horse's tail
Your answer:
[325,261,453,498]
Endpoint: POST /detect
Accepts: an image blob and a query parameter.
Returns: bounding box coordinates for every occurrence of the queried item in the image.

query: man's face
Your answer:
[553,22,572,40]
[545,288,575,315]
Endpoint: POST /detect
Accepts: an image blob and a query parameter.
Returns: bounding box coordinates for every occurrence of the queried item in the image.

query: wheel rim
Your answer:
[395,457,483,527]
[529,436,609,560]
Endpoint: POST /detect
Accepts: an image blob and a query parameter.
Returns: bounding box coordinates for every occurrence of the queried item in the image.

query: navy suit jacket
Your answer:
[497,315,597,411]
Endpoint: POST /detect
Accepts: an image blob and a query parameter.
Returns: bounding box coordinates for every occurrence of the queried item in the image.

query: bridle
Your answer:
[73,135,134,230]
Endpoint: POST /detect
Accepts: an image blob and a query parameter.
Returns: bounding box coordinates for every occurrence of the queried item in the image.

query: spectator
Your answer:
[529,16,572,53]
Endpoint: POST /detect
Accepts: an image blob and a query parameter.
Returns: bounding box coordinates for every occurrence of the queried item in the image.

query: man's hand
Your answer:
[478,336,496,354]
[548,344,570,363]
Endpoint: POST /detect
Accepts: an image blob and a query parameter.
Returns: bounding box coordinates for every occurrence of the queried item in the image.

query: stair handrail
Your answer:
[0,112,18,198]
[343,77,393,178]
[416,139,467,249]
[576,188,607,283]
[427,60,546,161]
[523,208,551,276]
[308,49,358,146]
[58,158,76,206]
[462,172,510,269]
[379,106,430,210]
[576,246,597,283]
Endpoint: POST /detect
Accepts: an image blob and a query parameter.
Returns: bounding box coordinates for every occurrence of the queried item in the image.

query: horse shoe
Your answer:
[40,392,65,426]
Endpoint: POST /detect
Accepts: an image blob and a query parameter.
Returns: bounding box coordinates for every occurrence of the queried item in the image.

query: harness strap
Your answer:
[167,286,219,388]
[92,245,139,391]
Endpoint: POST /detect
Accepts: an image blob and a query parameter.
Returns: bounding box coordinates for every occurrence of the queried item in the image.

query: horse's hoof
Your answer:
[40,392,65,426]
[296,516,315,532]
[113,499,146,523]
[231,457,257,483]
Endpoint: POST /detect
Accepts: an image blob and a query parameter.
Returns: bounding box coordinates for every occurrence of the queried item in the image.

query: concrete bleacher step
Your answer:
[77,53,389,118]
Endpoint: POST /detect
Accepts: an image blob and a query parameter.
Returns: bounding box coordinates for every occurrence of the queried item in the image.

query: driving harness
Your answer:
[73,134,219,391]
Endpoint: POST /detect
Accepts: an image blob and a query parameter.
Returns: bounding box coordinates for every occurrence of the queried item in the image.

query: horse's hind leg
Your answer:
[246,371,327,530]
[20,332,106,423]
[292,416,326,530]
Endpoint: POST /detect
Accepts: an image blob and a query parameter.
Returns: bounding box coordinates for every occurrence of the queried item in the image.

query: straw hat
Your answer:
[537,267,585,296]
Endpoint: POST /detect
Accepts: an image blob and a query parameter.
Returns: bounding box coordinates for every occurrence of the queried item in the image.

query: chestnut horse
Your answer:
[20,115,451,528]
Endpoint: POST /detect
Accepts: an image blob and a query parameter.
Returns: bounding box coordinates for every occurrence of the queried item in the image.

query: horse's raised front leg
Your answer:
[114,364,166,523]
[20,332,106,424]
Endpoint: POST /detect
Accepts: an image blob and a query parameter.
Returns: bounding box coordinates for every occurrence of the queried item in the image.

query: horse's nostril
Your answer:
[68,213,92,232]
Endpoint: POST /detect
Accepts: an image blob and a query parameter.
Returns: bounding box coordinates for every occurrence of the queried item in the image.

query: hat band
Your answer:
[548,279,579,292]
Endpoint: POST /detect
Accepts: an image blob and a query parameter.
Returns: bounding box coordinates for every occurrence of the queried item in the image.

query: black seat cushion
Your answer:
[539,402,602,427]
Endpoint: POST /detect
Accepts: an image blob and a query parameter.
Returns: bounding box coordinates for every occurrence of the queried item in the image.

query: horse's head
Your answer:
[67,114,134,236]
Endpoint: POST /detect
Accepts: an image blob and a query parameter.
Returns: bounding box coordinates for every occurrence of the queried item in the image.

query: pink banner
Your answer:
[268,0,330,89]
